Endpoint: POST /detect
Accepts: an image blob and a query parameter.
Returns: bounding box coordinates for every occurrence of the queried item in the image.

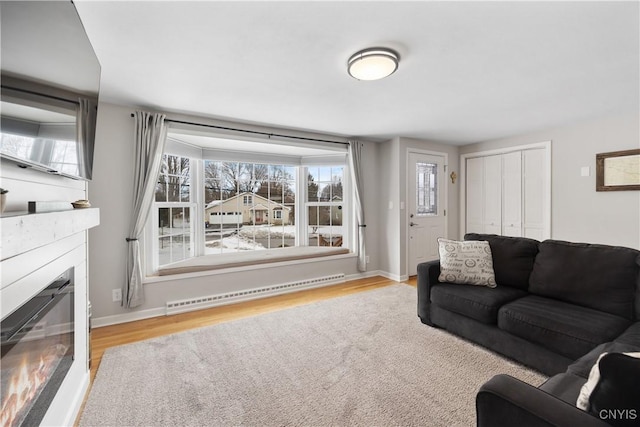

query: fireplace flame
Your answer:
[1,353,56,427]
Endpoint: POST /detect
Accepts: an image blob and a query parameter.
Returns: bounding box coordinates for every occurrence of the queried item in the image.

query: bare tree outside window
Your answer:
[153,155,347,267]
[155,154,192,265]
[203,161,297,254]
[307,167,344,246]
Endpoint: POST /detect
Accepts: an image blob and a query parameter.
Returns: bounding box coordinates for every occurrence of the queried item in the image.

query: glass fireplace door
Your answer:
[1,269,74,427]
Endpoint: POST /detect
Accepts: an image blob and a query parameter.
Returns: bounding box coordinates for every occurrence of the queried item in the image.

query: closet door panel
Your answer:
[483,155,502,234]
[523,149,546,239]
[502,151,522,237]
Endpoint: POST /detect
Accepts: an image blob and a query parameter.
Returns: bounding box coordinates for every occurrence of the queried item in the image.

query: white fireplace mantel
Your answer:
[1,208,100,261]
[1,207,100,427]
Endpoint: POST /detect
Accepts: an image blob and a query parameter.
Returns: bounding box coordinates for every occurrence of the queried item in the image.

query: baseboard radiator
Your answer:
[165,273,346,316]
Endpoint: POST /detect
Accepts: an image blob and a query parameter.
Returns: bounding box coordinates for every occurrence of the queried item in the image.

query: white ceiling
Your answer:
[74,1,639,145]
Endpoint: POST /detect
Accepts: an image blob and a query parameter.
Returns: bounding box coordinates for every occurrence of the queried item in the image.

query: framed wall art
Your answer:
[596,149,640,191]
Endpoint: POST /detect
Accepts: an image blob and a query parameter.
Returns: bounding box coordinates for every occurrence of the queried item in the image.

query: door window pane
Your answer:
[416,162,437,216]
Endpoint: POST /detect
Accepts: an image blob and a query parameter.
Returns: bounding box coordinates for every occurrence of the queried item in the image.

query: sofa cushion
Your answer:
[437,238,496,287]
[498,296,632,360]
[430,283,527,324]
[614,322,640,347]
[539,373,586,405]
[568,341,640,379]
[528,240,640,320]
[464,233,539,290]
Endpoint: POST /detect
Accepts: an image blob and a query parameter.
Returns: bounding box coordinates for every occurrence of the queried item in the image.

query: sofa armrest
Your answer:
[417,260,441,326]
[477,374,609,427]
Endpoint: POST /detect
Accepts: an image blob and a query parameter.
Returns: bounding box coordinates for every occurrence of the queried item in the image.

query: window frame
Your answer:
[302,165,349,248]
[145,149,204,276]
[144,134,351,276]
[152,201,197,267]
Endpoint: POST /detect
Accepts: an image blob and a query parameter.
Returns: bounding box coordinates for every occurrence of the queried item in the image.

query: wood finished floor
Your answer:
[84,275,416,414]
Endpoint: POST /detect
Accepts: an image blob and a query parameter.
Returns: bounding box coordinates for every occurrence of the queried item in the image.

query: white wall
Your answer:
[460,112,640,248]
[88,102,382,323]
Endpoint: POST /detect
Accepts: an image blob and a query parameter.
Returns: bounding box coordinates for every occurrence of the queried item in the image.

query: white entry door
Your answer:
[408,152,446,276]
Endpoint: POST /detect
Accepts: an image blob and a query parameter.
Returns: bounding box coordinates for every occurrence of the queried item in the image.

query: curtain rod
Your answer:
[3,85,80,106]
[130,114,349,146]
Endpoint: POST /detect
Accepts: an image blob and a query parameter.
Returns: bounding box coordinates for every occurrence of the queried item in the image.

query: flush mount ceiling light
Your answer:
[347,47,399,81]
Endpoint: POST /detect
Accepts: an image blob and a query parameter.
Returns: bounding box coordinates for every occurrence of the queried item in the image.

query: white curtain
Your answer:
[348,140,367,272]
[125,111,168,308]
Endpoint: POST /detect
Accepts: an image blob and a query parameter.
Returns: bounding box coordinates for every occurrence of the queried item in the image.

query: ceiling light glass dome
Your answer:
[347,48,399,81]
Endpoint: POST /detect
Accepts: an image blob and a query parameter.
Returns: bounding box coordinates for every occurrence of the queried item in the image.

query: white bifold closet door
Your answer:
[465,148,546,238]
[501,151,522,237]
[522,149,546,240]
[483,154,503,235]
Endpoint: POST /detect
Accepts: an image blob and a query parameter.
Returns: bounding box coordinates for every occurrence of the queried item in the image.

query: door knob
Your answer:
[410,222,416,227]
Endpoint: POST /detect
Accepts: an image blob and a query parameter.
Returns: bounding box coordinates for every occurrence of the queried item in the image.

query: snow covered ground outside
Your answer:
[206,235,267,253]
[159,224,347,264]
[238,225,295,239]
[204,224,344,254]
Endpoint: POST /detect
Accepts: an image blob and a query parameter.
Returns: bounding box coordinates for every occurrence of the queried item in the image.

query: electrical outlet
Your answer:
[365,255,370,264]
[112,289,122,302]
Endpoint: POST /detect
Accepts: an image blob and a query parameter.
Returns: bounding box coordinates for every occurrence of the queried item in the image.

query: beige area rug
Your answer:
[79,284,546,427]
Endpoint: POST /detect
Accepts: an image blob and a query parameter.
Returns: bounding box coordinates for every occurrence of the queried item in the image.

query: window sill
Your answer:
[145,246,352,283]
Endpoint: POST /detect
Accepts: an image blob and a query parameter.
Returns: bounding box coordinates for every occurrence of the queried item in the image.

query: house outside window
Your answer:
[146,133,350,273]
[204,161,297,253]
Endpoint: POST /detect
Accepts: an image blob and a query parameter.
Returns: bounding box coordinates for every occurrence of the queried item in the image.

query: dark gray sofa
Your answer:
[417,234,640,426]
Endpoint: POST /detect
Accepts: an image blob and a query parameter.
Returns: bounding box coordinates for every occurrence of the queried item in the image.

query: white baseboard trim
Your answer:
[376,270,408,282]
[92,307,165,328]
[344,270,389,281]
[92,270,404,328]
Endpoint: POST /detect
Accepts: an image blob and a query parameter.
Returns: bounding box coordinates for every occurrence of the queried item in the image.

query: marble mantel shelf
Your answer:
[1,208,100,261]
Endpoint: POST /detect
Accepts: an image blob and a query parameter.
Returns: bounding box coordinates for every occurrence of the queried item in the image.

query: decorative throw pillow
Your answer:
[576,352,640,412]
[588,353,640,426]
[437,238,496,287]
[577,352,609,410]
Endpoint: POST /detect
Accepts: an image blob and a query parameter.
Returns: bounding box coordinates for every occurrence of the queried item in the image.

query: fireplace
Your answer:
[1,268,74,427]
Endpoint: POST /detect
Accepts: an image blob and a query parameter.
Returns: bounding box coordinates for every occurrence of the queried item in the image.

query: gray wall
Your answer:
[87,103,639,323]
[376,138,401,277]
[376,137,461,279]
[88,102,382,322]
[460,112,640,248]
